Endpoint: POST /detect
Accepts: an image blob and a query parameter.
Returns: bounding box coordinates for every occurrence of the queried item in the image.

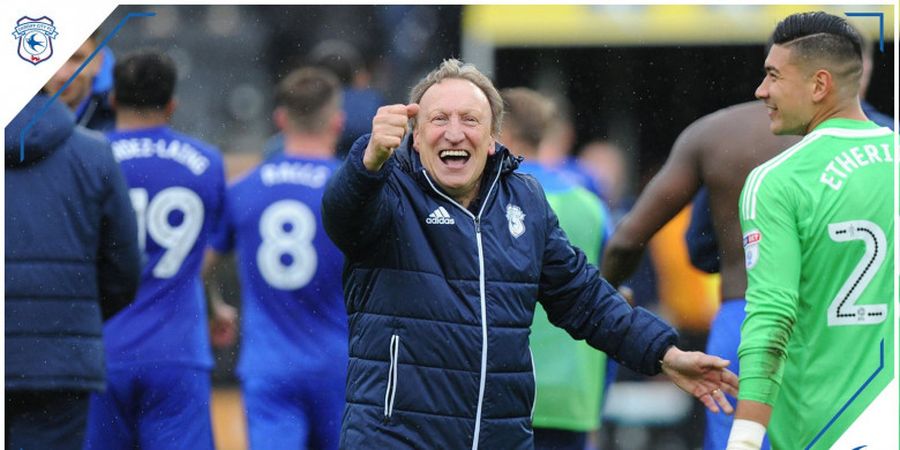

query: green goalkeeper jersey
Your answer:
[738,118,894,449]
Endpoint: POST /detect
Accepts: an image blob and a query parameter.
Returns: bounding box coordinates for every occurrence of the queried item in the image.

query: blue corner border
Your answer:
[805,339,885,450]
[19,11,155,162]
[845,12,885,53]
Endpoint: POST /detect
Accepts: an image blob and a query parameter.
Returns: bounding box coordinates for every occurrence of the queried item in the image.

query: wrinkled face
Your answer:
[44,38,99,109]
[413,78,495,205]
[755,44,815,135]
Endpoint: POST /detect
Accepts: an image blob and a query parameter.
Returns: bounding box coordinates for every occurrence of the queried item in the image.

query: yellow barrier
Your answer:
[463,5,893,46]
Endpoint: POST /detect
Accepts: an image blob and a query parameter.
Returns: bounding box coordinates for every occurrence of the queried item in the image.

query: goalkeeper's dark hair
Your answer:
[113,49,176,109]
[769,12,863,87]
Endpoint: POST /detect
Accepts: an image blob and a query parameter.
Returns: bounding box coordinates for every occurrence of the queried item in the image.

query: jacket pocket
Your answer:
[383,334,400,419]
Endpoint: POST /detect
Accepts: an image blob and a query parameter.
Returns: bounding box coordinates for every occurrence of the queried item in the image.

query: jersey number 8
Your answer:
[257,200,318,290]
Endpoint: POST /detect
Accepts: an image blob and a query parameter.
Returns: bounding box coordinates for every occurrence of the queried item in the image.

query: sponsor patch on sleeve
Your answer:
[743,229,761,269]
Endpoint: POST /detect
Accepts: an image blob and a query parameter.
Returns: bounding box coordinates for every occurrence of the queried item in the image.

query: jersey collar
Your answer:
[813,117,881,132]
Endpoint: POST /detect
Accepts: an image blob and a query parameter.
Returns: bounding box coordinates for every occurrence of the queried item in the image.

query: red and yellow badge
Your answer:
[742,229,761,269]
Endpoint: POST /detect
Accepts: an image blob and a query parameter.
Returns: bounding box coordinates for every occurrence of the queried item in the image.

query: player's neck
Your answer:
[805,97,867,134]
[115,110,169,131]
[282,132,336,159]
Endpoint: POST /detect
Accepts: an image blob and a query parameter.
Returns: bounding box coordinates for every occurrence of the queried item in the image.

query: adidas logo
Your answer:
[425,206,455,225]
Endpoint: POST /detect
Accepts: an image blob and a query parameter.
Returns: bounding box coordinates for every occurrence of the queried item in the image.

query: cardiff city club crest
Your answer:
[506,204,526,238]
[12,16,58,65]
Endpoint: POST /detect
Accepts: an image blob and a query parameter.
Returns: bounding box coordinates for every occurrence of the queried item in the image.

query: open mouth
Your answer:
[439,149,470,169]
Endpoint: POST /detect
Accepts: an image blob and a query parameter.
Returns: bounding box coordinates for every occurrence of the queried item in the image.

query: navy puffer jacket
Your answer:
[323,135,677,449]
[5,94,140,392]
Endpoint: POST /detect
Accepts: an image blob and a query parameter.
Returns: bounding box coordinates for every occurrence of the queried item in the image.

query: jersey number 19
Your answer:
[130,187,204,279]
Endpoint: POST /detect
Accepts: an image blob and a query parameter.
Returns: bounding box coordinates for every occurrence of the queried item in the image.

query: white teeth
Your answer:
[440,150,469,158]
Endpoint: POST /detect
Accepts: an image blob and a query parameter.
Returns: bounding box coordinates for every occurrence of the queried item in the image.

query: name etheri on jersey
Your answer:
[819,142,893,191]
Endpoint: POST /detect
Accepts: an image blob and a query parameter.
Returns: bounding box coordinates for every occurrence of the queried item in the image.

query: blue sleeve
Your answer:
[321,134,395,258]
[208,156,233,254]
[598,200,614,256]
[96,140,141,320]
[685,187,720,274]
[537,187,677,376]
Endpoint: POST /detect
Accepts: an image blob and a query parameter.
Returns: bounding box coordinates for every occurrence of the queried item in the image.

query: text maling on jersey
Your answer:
[819,142,892,191]
[111,138,211,176]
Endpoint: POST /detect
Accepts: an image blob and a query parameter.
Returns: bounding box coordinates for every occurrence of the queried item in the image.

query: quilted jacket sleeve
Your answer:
[322,134,395,259]
[536,183,677,376]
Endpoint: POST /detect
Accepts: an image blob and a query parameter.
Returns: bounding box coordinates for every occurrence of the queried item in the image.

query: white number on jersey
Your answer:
[130,187,205,279]
[827,220,887,326]
[257,200,318,290]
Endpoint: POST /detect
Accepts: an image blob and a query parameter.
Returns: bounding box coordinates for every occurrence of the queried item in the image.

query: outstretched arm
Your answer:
[661,346,738,414]
[601,122,705,286]
[538,187,736,414]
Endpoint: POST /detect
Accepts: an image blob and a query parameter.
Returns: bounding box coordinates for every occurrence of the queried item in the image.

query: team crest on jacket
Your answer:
[13,16,57,65]
[506,204,525,238]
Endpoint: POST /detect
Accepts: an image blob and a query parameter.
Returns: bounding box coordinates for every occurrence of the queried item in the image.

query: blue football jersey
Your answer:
[105,126,226,369]
[211,154,347,378]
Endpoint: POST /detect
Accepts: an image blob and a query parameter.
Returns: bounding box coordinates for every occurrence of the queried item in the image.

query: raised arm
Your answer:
[322,104,418,257]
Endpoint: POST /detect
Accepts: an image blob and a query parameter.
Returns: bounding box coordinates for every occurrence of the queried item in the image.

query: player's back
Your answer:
[741,119,894,448]
[694,101,800,299]
[104,126,226,369]
[218,154,347,379]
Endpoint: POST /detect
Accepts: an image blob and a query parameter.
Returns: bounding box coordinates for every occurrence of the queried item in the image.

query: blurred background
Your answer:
[95,5,895,450]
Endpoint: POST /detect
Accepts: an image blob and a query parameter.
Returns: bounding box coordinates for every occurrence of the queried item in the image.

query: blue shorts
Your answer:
[84,366,214,450]
[242,373,344,450]
[704,299,769,450]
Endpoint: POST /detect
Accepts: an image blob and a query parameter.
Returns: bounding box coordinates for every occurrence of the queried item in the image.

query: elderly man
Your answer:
[323,58,737,449]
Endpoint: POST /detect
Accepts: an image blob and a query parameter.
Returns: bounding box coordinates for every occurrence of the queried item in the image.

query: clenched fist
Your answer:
[363,103,420,172]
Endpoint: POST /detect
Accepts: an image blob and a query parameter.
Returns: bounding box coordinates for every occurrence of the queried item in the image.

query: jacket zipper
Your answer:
[384,334,400,418]
[529,347,536,421]
[421,163,503,450]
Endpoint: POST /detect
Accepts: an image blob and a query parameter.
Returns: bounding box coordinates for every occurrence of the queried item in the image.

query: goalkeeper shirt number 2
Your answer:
[738,118,894,449]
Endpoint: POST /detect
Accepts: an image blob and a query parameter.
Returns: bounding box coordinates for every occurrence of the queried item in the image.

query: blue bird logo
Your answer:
[14,17,58,65]
[26,33,45,51]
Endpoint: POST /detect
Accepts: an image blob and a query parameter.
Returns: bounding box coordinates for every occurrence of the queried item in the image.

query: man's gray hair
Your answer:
[409,59,504,137]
